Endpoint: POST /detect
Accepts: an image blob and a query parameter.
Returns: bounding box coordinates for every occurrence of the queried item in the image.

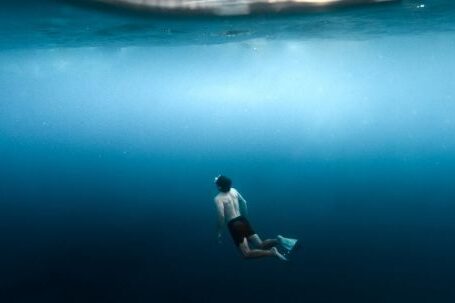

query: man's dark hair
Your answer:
[215,175,232,193]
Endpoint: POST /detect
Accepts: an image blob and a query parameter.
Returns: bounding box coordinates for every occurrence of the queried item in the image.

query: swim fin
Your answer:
[277,235,299,252]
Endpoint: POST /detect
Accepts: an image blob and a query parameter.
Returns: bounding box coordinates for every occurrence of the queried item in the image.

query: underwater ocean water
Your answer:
[1,0,455,302]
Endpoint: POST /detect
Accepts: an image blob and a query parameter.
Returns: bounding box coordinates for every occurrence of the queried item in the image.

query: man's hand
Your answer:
[217,233,222,244]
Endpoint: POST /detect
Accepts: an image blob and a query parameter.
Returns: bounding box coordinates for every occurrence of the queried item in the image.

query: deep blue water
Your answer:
[1,0,455,302]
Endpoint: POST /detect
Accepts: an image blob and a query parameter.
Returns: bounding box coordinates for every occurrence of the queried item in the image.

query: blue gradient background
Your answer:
[1,0,455,302]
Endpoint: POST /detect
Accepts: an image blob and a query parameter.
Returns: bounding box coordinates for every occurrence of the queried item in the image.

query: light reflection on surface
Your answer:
[96,0,396,15]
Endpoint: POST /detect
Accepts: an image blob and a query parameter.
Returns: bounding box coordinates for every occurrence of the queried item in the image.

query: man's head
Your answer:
[214,175,232,193]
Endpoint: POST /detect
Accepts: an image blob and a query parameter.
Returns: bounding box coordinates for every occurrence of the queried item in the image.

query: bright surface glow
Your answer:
[99,0,392,15]
[1,34,455,160]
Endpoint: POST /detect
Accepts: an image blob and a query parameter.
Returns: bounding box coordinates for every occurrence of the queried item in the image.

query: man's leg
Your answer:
[239,238,286,260]
[248,234,279,249]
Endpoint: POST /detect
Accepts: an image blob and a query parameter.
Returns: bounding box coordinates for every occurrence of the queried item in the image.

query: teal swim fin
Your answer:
[278,235,299,252]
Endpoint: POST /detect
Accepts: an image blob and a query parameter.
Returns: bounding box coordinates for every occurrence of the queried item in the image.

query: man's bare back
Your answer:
[214,187,246,223]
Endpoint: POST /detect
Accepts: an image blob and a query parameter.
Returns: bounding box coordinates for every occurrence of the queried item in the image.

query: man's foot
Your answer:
[271,247,287,261]
[278,235,299,252]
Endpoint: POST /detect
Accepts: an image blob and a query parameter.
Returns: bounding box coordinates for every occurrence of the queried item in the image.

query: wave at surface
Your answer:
[92,0,397,15]
[0,1,455,49]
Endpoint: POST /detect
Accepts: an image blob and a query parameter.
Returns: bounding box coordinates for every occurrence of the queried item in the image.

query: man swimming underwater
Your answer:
[214,175,298,261]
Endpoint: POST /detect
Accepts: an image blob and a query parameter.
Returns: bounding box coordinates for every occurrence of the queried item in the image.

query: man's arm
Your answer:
[214,198,225,242]
[237,191,248,217]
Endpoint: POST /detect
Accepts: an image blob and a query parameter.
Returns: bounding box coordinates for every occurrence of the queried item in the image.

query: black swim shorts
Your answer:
[227,216,255,246]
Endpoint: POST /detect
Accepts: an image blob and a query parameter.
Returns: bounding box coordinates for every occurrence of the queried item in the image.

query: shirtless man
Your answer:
[214,175,297,261]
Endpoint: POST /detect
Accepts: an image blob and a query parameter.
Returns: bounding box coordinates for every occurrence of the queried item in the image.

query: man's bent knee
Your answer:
[248,234,262,248]
[239,239,251,258]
